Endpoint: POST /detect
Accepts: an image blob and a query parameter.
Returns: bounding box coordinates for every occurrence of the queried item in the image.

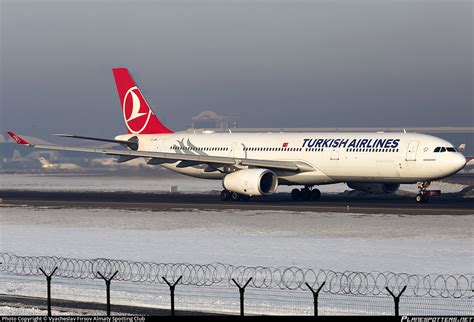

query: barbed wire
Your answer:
[0,252,471,298]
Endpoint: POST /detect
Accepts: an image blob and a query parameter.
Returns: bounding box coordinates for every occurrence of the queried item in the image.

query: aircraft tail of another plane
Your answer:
[38,157,50,167]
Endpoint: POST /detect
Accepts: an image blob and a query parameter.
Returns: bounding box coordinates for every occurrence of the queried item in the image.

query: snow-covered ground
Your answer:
[0,305,101,316]
[0,174,468,194]
[1,206,472,273]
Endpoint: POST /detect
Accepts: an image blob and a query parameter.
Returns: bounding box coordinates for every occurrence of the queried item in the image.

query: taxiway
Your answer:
[0,189,472,215]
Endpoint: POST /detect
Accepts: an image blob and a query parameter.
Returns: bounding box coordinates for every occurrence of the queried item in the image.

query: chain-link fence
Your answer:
[0,252,472,316]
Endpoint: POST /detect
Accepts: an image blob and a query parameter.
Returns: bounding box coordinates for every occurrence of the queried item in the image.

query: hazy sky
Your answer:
[1,0,472,138]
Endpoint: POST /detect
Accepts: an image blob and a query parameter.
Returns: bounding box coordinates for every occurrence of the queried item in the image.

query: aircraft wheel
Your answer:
[415,194,424,203]
[311,189,321,201]
[230,192,241,201]
[240,195,251,202]
[291,189,301,201]
[301,188,311,201]
[220,190,231,201]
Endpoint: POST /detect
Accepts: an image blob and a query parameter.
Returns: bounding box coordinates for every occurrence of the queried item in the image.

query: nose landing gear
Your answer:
[291,186,321,201]
[415,181,431,203]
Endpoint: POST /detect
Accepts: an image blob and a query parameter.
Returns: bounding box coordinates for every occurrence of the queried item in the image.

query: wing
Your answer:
[7,132,314,172]
[52,133,139,150]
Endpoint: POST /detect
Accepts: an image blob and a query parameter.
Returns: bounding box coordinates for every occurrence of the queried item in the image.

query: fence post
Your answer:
[39,267,58,317]
[97,271,119,317]
[162,276,183,316]
[232,278,252,316]
[305,281,326,316]
[386,285,407,317]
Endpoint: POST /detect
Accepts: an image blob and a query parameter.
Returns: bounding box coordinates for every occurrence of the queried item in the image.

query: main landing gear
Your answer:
[415,181,431,204]
[220,190,250,201]
[291,186,321,201]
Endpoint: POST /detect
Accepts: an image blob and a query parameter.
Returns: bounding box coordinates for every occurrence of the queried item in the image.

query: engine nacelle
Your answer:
[347,183,400,194]
[223,169,278,196]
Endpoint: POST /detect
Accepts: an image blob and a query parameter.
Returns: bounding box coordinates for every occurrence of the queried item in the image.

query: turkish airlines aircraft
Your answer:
[8,68,467,203]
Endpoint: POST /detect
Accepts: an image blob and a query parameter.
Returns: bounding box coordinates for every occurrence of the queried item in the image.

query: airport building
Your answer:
[191,110,240,130]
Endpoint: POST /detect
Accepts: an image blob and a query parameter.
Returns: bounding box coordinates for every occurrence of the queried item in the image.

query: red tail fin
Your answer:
[112,68,173,134]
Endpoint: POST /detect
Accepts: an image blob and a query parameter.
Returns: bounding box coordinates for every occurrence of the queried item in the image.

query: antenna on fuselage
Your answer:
[403,128,407,133]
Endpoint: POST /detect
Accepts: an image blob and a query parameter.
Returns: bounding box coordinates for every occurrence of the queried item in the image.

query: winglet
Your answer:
[7,132,30,145]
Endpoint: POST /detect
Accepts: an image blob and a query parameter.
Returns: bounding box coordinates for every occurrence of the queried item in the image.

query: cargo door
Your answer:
[406,140,420,161]
[376,160,400,178]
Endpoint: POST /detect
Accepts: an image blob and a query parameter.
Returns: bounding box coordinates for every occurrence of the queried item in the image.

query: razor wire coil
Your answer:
[0,252,471,298]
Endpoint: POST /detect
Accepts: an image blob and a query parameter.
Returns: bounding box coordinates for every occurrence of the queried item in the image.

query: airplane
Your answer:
[38,157,81,170]
[7,68,467,203]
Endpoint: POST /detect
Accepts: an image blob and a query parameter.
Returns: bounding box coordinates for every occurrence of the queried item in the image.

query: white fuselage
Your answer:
[116,132,466,186]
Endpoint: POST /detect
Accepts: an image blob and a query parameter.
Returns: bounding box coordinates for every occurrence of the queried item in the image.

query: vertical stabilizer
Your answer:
[112,68,173,134]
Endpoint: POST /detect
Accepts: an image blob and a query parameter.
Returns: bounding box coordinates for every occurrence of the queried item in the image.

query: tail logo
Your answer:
[11,133,24,145]
[123,86,153,134]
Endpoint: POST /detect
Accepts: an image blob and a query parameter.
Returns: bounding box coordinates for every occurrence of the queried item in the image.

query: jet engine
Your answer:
[223,169,278,196]
[347,183,400,194]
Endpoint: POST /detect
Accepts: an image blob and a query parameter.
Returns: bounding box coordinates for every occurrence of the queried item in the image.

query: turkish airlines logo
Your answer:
[123,86,152,134]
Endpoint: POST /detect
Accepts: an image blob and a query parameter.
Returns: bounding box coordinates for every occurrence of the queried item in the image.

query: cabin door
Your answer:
[406,140,420,161]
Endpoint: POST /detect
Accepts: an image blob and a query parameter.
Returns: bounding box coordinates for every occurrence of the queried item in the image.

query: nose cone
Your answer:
[451,153,467,173]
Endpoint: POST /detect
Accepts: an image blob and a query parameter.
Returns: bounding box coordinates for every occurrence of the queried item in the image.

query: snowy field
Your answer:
[0,173,468,195]
[0,305,100,316]
[1,206,473,273]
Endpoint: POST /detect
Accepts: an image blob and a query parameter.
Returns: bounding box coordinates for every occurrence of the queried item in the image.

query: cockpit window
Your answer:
[434,146,452,152]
